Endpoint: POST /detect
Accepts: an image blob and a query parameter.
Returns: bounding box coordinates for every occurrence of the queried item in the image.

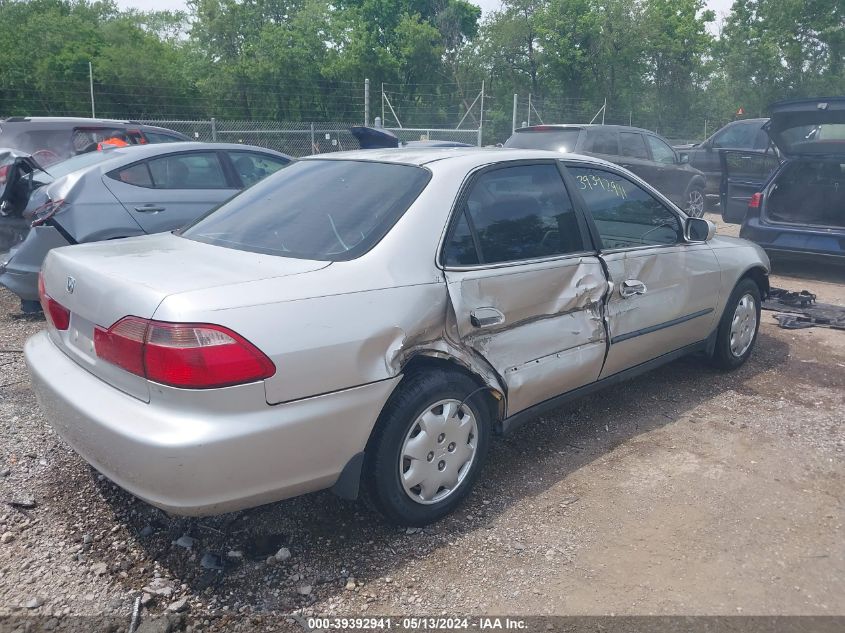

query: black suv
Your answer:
[675,118,770,204]
[505,124,707,216]
[0,117,189,167]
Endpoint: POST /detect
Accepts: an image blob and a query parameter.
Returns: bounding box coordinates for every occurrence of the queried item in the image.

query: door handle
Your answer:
[470,307,505,328]
[619,279,647,298]
[134,205,166,213]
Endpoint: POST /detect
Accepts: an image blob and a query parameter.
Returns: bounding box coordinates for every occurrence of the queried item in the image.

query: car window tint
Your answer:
[713,122,759,148]
[147,152,228,189]
[619,132,649,159]
[443,211,479,266]
[503,129,581,152]
[586,128,618,155]
[568,166,682,249]
[143,131,184,144]
[181,159,430,261]
[646,135,676,164]
[461,164,583,264]
[228,151,290,188]
[113,162,154,187]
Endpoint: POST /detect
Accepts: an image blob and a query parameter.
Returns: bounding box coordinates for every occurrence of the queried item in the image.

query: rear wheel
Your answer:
[709,278,761,369]
[363,369,491,526]
[684,184,706,218]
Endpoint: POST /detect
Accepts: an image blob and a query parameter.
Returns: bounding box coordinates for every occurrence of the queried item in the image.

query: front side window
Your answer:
[445,163,584,265]
[619,132,649,159]
[147,152,228,189]
[646,136,676,164]
[713,122,760,149]
[182,159,431,261]
[568,166,682,249]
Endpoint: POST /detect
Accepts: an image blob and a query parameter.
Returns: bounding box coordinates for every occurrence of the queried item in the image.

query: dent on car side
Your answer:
[26,149,770,518]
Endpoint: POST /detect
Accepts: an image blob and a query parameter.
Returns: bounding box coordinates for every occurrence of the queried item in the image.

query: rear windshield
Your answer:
[181,159,431,260]
[41,151,112,179]
[504,129,581,152]
[778,124,845,154]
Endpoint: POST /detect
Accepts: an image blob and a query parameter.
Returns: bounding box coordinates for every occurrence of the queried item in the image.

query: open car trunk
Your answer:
[764,158,845,229]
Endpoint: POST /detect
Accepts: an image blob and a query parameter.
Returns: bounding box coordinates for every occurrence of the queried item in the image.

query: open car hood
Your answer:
[764,97,845,156]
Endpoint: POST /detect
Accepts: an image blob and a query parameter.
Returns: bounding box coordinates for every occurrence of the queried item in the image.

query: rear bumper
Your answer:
[0,225,71,301]
[25,331,399,515]
[740,216,845,259]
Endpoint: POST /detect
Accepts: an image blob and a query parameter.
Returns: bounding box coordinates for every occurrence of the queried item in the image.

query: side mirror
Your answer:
[678,152,689,164]
[685,217,716,242]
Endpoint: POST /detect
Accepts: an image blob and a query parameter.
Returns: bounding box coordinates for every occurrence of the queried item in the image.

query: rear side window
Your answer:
[113,162,154,187]
[181,159,431,261]
[585,129,619,155]
[228,151,291,187]
[445,163,584,265]
[619,132,649,159]
[147,152,228,189]
[143,131,184,144]
[504,129,581,152]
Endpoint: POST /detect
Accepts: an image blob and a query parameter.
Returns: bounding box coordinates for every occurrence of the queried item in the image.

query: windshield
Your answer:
[504,129,581,152]
[181,159,431,260]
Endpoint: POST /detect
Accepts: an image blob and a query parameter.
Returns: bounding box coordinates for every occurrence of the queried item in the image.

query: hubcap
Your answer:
[729,293,757,357]
[399,399,478,505]
[686,190,704,217]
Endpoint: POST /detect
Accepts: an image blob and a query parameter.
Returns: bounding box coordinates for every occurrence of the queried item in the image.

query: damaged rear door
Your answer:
[564,164,721,378]
[441,161,608,416]
[719,150,780,223]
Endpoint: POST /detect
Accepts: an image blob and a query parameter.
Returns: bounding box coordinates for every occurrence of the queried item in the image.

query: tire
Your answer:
[683,183,706,218]
[363,369,491,526]
[709,278,761,370]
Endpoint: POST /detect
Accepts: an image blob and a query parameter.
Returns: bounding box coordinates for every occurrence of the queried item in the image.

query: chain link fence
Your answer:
[138,119,481,157]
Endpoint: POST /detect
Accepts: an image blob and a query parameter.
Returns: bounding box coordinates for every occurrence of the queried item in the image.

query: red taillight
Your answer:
[38,272,70,331]
[30,199,65,227]
[93,316,147,376]
[748,192,763,209]
[94,318,275,389]
[0,164,9,186]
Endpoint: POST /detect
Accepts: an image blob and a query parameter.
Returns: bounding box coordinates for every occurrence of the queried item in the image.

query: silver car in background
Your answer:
[0,142,292,310]
[26,148,770,526]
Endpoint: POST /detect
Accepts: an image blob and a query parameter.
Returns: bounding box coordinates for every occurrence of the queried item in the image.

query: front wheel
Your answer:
[709,278,761,369]
[684,184,706,218]
[363,369,491,526]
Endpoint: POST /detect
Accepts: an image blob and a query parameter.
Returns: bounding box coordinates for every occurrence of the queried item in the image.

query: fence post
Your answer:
[210,117,217,142]
[527,94,531,126]
[364,78,370,127]
[478,80,484,146]
[88,61,95,118]
[512,94,518,134]
[310,122,315,155]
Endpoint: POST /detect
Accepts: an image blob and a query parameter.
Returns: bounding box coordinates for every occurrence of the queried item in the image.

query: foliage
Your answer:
[0,0,842,142]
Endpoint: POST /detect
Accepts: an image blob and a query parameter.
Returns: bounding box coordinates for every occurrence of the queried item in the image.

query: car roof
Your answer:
[2,116,137,125]
[47,142,290,173]
[303,147,621,170]
[515,123,669,136]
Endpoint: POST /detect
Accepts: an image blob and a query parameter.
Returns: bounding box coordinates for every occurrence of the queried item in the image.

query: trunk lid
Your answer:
[40,232,329,401]
[765,97,845,157]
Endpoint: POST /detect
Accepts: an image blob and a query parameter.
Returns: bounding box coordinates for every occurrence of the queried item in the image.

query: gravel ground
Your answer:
[0,217,843,632]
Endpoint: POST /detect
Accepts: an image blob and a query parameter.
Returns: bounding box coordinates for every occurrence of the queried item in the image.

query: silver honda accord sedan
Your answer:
[25,148,770,526]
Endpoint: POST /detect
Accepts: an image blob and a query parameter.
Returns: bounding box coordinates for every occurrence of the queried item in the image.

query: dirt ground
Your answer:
[0,215,843,631]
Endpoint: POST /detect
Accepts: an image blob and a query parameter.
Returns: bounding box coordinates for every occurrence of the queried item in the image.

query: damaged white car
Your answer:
[25,148,770,525]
